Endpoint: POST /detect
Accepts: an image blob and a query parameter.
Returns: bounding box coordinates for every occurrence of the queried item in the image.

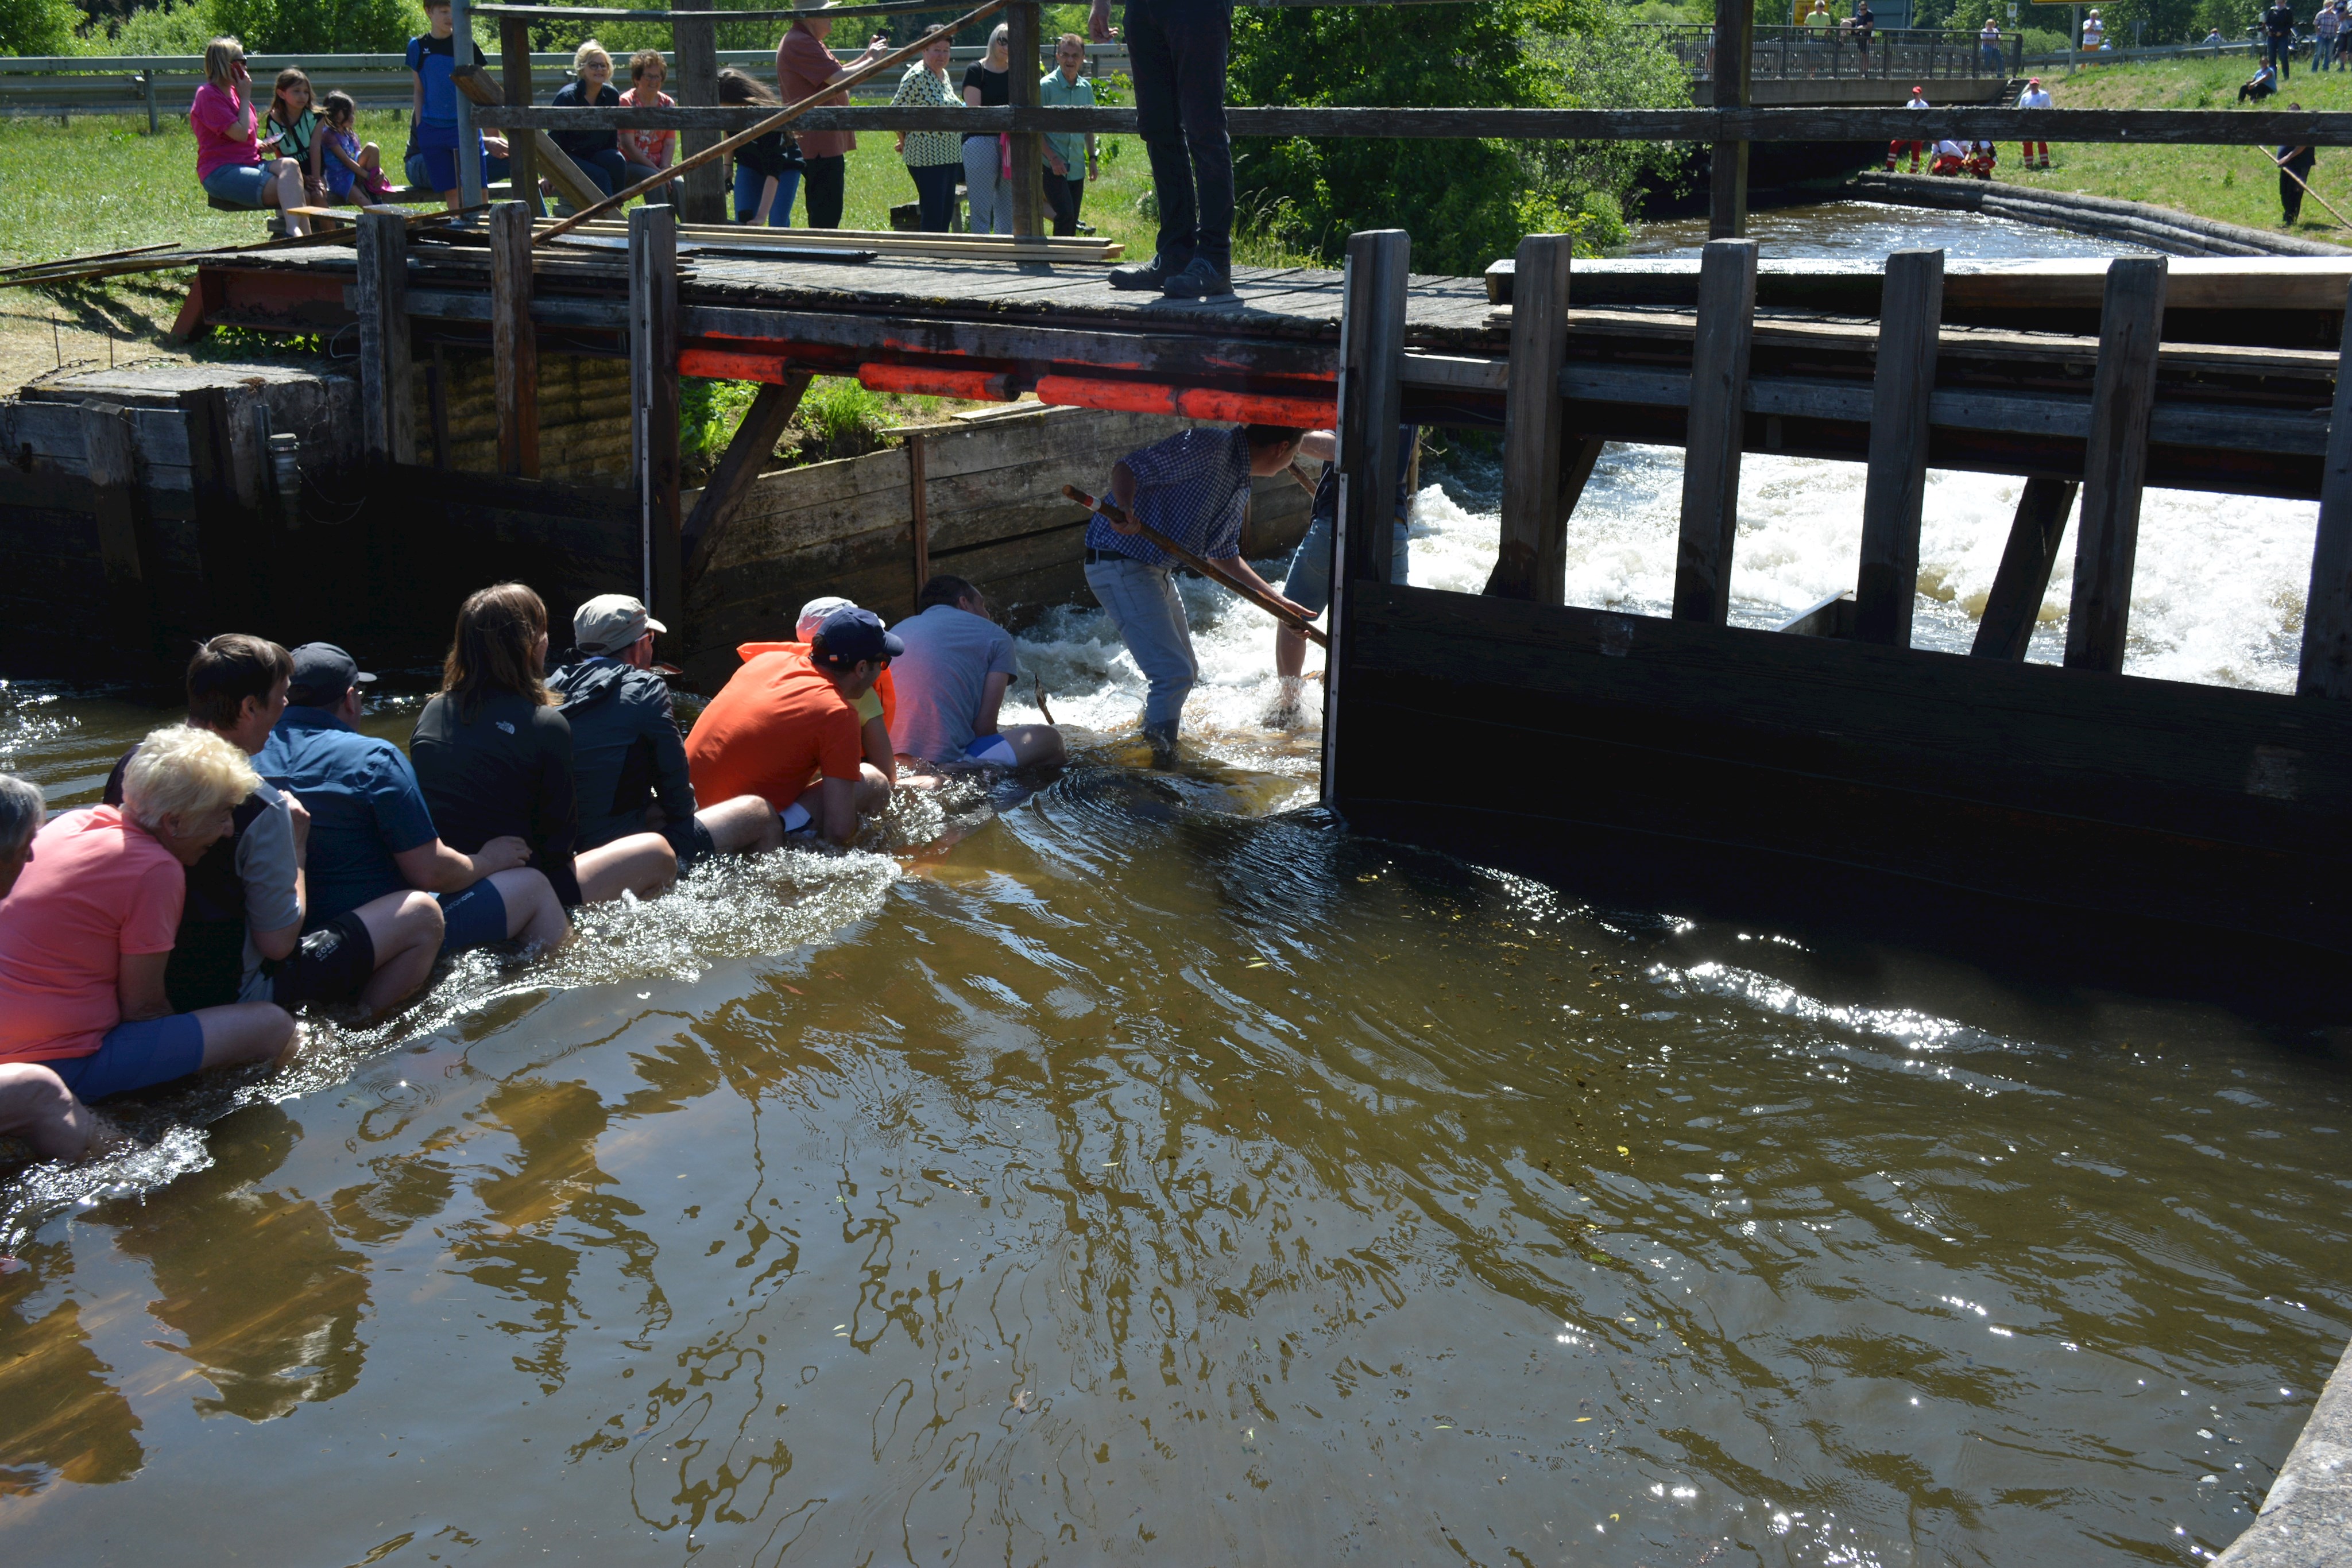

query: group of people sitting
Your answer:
[0,574,1064,1166]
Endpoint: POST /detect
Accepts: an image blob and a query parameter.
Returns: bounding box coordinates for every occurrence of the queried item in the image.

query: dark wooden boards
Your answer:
[1854,248,1943,648]
[1491,233,1573,603]
[1673,239,1757,625]
[682,373,810,570]
[1709,0,1753,239]
[629,206,683,624]
[2303,276,2352,700]
[489,202,540,479]
[1972,477,2079,661]
[2065,255,2168,673]
[355,212,415,466]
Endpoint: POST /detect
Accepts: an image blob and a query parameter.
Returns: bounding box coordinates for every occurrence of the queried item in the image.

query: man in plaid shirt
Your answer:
[1084,423,1307,758]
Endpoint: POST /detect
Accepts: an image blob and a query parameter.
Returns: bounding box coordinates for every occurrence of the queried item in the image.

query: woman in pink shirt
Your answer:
[0,726,295,1104]
[189,36,312,236]
[618,48,679,196]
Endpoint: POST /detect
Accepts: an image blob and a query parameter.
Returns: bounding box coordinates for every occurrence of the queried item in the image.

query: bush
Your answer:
[207,0,425,55]
[1,0,81,54]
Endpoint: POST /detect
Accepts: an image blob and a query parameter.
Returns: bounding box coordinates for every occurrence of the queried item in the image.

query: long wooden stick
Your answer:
[0,205,485,292]
[538,0,1009,243]
[2,241,183,277]
[2270,148,2352,229]
[1063,484,1330,649]
[1286,459,1321,494]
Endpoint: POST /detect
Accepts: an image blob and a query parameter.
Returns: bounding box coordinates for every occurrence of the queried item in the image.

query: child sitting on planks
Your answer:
[718,68,803,225]
[617,49,679,199]
[266,67,326,206]
[316,91,397,206]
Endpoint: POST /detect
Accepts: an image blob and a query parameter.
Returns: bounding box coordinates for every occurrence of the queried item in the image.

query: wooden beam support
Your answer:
[907,428,931,599]
[489,200,541,478]
[1007,0,1046,241]
[631,204,683,624]
[1708,0,1754,239]
[674,0,726,224]
[1673,237,1758,625]
[452,0,488,210]
[355,210,416,466]
[1489,233,1574,603]
[2301,277,2352,698]
[1854,247,1944,648]
[81,401,159,656]
[682,371,808,571]
[500,17,540,215]
[1326,227,1412,807]
[1971,477,2078,661]
[2065,254,2168,674]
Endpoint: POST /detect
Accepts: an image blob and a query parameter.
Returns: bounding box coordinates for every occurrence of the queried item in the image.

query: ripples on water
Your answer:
[1,207,2346,1564]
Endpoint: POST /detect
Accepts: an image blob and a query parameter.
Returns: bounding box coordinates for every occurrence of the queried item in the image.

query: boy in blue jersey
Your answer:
[408,0,481,209]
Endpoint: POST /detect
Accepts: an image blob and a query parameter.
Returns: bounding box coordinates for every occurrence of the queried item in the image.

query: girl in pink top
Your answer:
[188,36,312,236]
[618,48,679,188]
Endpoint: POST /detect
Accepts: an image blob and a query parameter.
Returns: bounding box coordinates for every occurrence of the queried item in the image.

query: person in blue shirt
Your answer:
[257,642,570,957]
[1084,423,1307,758]
[408,0,490,210]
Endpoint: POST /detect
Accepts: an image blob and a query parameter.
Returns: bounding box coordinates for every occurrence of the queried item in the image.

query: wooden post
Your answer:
[1971,477,2078,661]
[82,401,157,653]
[2299,276,2352,698]
[1853,247,1944,648]
[452,0,486,210]
[1488,233,1574,603]
[2064,254,2168,673]
[355,211,416,466]
[1324,227,1413,807]
[908,429,932,597]
[682,372,808,567]
[500,18,540,214]
[1672,237,1759,625]
[1007,0,1047,240]
[1709,0,1754,239]
[489,200,540,478]
[674,0,726,225]
[630,205,683,624]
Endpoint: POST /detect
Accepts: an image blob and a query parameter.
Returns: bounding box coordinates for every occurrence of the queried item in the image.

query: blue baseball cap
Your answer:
[287,642,377,706]
[809,606,904,669]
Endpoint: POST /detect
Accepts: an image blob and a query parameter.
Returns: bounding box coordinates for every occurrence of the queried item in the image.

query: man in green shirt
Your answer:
[1039,33,1098,238]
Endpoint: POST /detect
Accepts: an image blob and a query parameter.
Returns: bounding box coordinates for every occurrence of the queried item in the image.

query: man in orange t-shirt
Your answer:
[687,606,900,843]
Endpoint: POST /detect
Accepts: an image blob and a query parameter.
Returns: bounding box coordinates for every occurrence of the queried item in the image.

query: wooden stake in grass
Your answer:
[1062,483,1330,649]
[537,0,1011,243]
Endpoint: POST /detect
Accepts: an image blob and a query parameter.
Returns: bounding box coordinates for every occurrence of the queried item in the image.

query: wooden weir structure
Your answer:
[131,0,2352,974]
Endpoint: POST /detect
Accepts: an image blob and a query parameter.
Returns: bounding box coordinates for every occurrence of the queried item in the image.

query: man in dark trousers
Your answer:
[2278,110,2318,223]
[1091,0,1235,300]
[2267,0,2299,79]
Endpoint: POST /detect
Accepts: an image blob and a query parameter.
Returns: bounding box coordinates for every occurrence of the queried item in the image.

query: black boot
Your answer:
[1109,250,1191,291]
[1161,255,1234,299]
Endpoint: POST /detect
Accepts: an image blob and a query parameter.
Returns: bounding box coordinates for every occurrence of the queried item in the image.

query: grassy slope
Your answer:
[1998,57,2352,239]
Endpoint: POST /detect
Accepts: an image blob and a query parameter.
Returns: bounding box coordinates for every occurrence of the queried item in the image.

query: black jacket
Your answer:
[409,688,584,907]
[548,78,620,159]
[547,653,698,851]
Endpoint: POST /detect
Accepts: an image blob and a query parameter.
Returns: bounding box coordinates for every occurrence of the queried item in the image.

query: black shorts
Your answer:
[269,908,376,1007]
[664,815,719,874]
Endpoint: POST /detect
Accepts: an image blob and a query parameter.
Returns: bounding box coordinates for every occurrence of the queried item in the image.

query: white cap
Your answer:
[796,595,856,642]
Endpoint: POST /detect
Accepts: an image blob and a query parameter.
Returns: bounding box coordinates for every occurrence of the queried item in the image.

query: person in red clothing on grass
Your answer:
[687,606,900,844]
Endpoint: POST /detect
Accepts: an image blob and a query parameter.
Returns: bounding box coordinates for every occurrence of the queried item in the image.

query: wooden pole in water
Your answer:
[1326,227,1411,807]
[2299,275,2352,698]
[1709,0,1754,240]
[489,201,541,478]
[1673,237,1758,625]
[1489,231,1575,602]
[1971,477,2080,661]
[356,211,417,467]
[1063,486,1329,648]
[2065,254,2167,674]
[1853,247,1944,648]
[630,205,683,622]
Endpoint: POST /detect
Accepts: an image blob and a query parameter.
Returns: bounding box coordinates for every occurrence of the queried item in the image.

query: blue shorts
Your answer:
[47,1013,207,1101]
[200,162,274,207]
[965,734,1018,766]
[438,879,509,954]
[1283,511,1410,617]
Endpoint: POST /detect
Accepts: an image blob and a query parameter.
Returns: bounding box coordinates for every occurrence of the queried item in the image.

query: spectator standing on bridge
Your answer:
[1092,0,1239,299]
[721,68,803,225]
[2277,113,2318,223]
[1979,17,2005,73]
[890,32,961,231]
[1041,34,1100,237]
[2264,0,2296,79]
[2018,76,2052,168]
[190,38,311,237]
[1852,0,1875,65]
[961,24,1015,235]
[777,5,892,230]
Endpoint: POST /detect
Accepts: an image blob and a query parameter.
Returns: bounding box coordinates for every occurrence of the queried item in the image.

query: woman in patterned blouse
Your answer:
[891,32,964,231]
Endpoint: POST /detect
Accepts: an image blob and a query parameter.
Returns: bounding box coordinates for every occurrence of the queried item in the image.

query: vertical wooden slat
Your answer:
[1489,232,1574,603]
[1971,477,2078,661]
[1854,247,1945,648]
[1673,237,1759,625]
[630,204,683,624]
[82,401,157,655]
[674,0,725,225]
[355,211,415,466]
[1709,0,1754,240]
[2298,277,2352,698]
[1007,0,1047,240]
[451,0,486,210]
[908,430,932,599]
[1324,227,1413,808]
[490,201,540,478]
[2064,254,2169,673]
[500,18,539,214]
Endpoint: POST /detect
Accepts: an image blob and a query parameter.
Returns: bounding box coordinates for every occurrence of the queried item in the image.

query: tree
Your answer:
[208,0,421,55]
[0,0,81,54]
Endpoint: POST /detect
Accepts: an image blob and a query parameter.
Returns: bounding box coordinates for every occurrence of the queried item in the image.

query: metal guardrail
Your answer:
[1636,24,2026,82]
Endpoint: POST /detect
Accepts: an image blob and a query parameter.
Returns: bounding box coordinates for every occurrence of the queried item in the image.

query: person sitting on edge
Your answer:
[550,594,786,869]
[729,596,902,786]
[889,576,1066,773]
[0,727,297,1106]
[189,36,311,235]
[102,636,447,1020]
[687,607,901,844]
[550,39,631,200]
[0,773,123,1165]
[618,49,679,198]
[1085,423,1308,758]
[412,584,679,911]
[260,641,568,957]
[1274,425,1415,719]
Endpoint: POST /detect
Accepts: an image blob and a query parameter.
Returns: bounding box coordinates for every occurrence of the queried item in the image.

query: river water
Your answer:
[1,204,2346,1567]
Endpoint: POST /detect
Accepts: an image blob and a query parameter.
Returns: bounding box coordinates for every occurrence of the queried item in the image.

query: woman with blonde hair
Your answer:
[411,584,676,911]
[549,38,632,199]
[0,726,297,1103]
[960,22,1015,234]
[189,37,311,235]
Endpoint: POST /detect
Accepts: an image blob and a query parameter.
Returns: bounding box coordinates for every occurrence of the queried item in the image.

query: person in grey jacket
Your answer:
[548,595,783,867]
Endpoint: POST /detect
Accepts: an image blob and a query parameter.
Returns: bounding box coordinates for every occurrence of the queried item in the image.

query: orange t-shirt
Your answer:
[687,650,865,808]
[734,641,897,733]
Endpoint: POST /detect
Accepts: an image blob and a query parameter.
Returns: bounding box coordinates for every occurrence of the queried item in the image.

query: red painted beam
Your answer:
[1034,375,1337,428]
[857,362,1016,402]
[679,346,800,383]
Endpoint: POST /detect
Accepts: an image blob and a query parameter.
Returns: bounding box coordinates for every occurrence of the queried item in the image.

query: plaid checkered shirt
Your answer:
[1084,427,1253,569]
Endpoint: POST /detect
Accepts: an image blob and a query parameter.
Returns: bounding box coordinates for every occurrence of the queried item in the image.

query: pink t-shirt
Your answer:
[190,80,261,182]
[618,87,676,169]
[777,25,854,158]
[0,807,184,1064]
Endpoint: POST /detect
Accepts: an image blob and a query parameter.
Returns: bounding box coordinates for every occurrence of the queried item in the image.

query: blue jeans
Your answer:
[908,160,959,231]
[1283,513,1409,617]
[1085,555,1197,739]
[733,163,799,224]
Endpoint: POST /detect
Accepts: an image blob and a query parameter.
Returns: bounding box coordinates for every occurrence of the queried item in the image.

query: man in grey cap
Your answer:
[548,594,784,866]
